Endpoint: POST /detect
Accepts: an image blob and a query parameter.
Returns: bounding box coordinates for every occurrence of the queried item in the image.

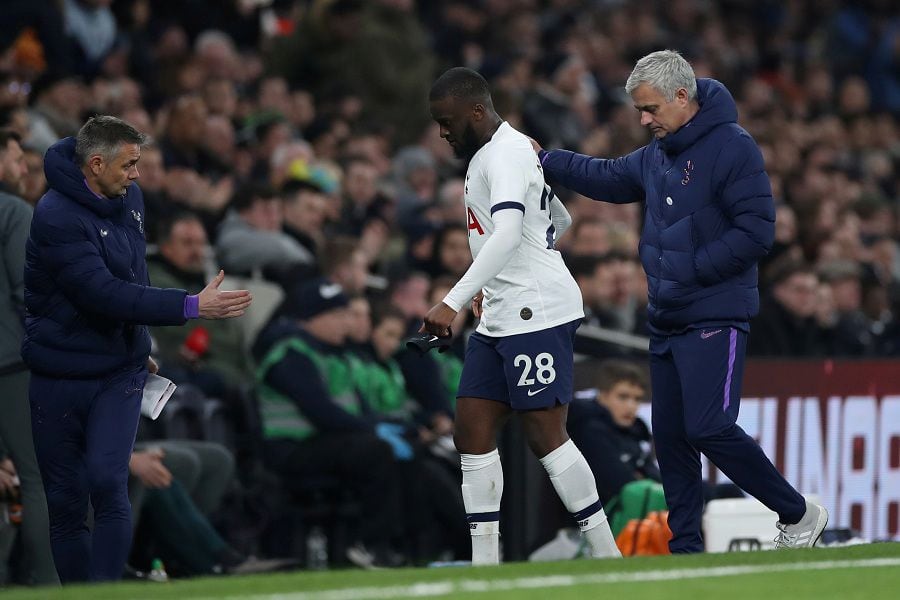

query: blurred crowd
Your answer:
[1,0,899,579]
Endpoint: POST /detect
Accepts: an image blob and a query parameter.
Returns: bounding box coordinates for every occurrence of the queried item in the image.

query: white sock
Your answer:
[460,449,503,565]
[540,439,621,558]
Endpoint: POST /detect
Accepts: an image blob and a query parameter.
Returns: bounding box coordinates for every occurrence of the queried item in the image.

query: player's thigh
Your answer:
[454,396,512,454]
[455,330,513,453]
[496,320,579,410]
[456,331,509,404]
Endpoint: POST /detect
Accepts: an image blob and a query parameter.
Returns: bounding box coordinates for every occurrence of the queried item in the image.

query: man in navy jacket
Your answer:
[536,50,827,553]
[22,116,251,582]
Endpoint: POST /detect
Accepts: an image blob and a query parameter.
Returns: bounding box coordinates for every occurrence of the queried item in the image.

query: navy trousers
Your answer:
[649,327,805,553]
[30,366,146,582]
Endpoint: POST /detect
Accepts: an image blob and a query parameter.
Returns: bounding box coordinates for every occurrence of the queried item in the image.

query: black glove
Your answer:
[405,328,453,356]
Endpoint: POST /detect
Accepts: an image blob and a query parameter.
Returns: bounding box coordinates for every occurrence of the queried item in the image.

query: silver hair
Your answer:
[194,30,236,55]
[625,50,697,102]
[75,115,148,166]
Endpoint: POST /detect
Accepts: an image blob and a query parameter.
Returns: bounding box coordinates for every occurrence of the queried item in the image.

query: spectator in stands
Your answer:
[133,144,170,243]
[281,179,329,265]
[427,274,470,367]
[427,223,471,279]
[523,52,592,151]
[751,260,826,357]
[567,218,613,257]
[349,302,468,562]
[339,157,387,235]
[159,96,229,177]
[26,74,86,153]
[215,183,314,286]
[252,278,406,568]
[569,254,628,332]
[321,237,370,296]
[18,148,47,206]
[128,442,284,575]
[393,146,438,230]
[567,360,659,505]
[64,0,118,77]
[148,212,252,397]
[0,129,58,585]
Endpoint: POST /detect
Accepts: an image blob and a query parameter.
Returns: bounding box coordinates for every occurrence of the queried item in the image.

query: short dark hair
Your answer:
[320,236,360,276]
[429,67,491,103]
[371,302,406,328]
[0,127,22,149]
[768,257,814,288]
[231,182,278,212]
[594,359,648,393]
[157,211,204,244]
[75,115,147,166]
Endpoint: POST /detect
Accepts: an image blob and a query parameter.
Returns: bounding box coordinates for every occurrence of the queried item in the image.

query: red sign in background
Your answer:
[638,359,900,540]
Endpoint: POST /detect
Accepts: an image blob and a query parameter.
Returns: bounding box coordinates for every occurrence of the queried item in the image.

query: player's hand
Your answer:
[528,136,543,154]
[146,356,159,374]
[421,302,456,337]
[198,270,253,319]
[129,449,172,489]
[0,458,18,497]
[471,291,484,318]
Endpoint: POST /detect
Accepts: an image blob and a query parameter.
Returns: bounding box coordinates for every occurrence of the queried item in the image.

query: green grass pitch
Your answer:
[4,543,899,599]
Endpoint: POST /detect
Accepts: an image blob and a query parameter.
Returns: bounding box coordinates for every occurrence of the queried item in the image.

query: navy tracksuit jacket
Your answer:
[541,79,806,552]
[22,138,187,581]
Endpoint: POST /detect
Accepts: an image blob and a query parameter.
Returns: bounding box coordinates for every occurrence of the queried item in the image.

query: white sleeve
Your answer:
[442,207,523,311]
[549,195,572,242]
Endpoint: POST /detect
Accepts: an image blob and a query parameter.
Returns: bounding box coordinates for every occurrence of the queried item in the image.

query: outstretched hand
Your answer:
[198,270,252,320]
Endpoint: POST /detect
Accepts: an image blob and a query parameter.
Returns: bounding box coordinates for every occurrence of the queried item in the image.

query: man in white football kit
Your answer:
[423,67,620,564]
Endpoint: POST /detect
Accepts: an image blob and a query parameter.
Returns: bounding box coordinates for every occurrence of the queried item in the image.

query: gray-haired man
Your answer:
[535,50,827,553]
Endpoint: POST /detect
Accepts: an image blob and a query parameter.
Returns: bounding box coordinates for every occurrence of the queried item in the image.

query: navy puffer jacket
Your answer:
[541,79,774,334]
[22,138,186,378]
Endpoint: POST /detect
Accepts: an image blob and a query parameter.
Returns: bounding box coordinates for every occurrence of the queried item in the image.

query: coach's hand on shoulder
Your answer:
[421,302,456,337]
[198,270,253,320]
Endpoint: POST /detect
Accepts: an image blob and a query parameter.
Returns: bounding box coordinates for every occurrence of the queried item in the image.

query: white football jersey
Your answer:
[450,121,583,336]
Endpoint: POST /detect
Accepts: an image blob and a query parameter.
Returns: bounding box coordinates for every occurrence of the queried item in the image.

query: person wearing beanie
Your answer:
[251,277,407,568]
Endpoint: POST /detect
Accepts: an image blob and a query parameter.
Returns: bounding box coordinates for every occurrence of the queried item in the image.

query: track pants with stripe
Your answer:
[649,327,806,553]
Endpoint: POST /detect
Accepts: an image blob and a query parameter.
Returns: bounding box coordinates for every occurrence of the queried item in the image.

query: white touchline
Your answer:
[188,557,900,600]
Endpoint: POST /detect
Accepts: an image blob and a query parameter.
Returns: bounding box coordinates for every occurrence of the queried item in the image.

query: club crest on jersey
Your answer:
[681,160,694,186]
[131,209,143,233]
[467,206,484,236]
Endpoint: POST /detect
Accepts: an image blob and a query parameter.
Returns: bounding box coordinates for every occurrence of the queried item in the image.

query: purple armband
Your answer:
[183,294,200,319]
[538,149,549,166]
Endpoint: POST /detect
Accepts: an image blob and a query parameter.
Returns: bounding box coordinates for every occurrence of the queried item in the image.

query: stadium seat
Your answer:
[220,274,284,352]
[160,383,206,441]
[202,397,236,452]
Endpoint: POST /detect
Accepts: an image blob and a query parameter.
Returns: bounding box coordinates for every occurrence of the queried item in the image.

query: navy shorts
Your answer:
[457,319,579,410]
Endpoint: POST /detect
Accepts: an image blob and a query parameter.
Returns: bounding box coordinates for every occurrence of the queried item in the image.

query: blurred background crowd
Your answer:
[0,0,898,581]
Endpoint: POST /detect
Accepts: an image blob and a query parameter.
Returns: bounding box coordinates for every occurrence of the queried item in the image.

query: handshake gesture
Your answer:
[197,270,252,319]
